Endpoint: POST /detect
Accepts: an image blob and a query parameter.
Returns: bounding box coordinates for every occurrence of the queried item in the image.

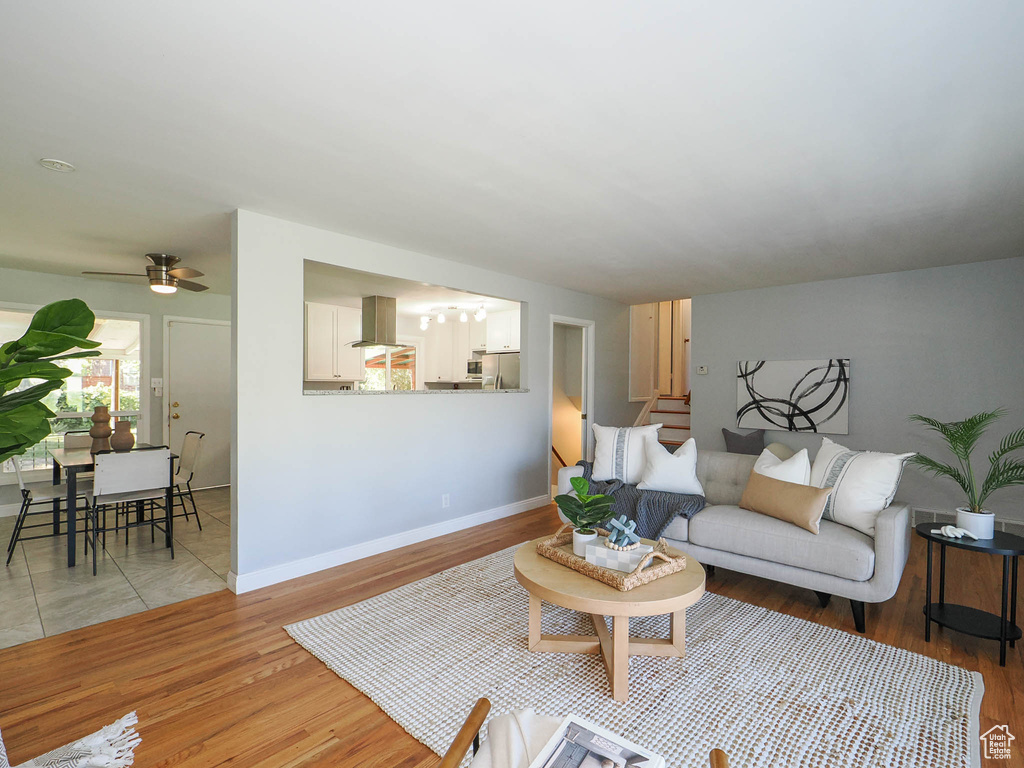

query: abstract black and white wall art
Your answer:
[737,359,850,434]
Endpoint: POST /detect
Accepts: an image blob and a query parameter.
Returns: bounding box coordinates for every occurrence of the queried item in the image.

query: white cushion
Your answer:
[638,436,705,495]
[810,437,914,537]
[753,447,811,485]
[592,423,662,484]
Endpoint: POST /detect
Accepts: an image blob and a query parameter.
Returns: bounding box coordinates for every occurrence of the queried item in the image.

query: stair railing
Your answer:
[551,445,568,468]
[633,390,660,427]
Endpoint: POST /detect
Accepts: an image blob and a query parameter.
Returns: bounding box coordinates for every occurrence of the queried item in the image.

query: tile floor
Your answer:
[0,487,230,649]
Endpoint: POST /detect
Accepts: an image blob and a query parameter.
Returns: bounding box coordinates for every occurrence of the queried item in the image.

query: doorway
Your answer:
[548,316,595,499]
[164,317,231,488]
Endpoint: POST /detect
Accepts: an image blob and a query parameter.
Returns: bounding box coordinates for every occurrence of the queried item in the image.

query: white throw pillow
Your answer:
[753,447,811,485]
[592,423,662,484]
[810,437,914,537]
[638,436,705,495]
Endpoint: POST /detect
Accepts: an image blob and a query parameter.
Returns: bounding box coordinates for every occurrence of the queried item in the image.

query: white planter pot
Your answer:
[956,507,995,540]
[573,529,598,557]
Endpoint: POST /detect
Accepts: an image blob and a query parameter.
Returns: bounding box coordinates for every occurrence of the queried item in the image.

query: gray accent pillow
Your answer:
[722,428,765,455]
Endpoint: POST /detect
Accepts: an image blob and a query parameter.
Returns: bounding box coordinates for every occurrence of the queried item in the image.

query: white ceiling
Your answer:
[1,2,1022,303]
[303,260,520,318]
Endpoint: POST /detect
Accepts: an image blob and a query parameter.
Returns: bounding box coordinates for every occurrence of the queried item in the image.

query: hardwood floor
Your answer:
[1,503,1021,767]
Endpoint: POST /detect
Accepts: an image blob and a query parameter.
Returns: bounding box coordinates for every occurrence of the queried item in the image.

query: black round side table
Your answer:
[915,523,1023,666]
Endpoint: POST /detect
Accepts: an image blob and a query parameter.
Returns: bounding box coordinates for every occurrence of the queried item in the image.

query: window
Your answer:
[359,344,418,391]
[1,309,143,472]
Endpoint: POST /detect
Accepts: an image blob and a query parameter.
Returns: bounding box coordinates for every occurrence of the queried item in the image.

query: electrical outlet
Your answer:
[442,494,450,508]
[697,365,708,375]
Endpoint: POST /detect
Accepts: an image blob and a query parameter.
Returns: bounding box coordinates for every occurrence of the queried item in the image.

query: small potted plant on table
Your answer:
[555,476,614,556]
[909,409,1024,539]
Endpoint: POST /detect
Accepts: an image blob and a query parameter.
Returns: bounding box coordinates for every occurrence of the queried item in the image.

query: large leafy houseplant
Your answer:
[908,410,1024,515]
[0,299,100,465]
[555,476,613,534]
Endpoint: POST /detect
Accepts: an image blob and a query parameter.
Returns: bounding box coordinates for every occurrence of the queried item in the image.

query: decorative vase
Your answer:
[573,528,598,557]
[110,419,135,452]
[89,406,113,453]
[955,507,995,540]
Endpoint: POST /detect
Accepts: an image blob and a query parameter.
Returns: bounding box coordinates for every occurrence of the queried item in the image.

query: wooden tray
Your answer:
[535,525,687,591]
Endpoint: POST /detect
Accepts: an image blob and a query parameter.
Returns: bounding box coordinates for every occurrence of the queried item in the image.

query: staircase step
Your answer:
[656,400,690,414]
[658,426,691,442]
[659,395,688,400]
[650,411,690,428]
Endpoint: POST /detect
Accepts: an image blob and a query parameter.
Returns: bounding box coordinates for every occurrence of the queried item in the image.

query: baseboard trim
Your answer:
[228,494,550,595]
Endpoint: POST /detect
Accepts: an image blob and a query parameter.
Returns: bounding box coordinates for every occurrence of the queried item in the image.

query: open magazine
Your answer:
[527,714,665,768]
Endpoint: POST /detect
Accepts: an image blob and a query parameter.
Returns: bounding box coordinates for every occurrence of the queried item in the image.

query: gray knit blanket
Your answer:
[575,461,705,540]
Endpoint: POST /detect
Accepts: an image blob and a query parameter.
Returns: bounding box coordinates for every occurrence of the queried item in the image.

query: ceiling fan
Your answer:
[83,253,209,294]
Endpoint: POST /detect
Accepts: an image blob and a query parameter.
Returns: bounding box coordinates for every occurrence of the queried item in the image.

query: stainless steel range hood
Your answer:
[351,295,401,347]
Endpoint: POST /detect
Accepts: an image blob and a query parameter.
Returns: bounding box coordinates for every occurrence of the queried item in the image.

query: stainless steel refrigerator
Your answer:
[481,352,520,390]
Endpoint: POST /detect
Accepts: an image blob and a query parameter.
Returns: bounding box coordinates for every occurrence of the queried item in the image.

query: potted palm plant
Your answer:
[555,476,614,556]
[908,409,1024,539]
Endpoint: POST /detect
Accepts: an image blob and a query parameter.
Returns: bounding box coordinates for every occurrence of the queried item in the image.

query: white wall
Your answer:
[232,210,638,588]
[690,256,1024,523]
[0,266,230,492]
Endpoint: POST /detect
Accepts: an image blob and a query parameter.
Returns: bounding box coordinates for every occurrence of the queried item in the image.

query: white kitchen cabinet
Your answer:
[469,317,487,350]
[335,306,365,381]
[304,302,366,382]
[485,309,521,352]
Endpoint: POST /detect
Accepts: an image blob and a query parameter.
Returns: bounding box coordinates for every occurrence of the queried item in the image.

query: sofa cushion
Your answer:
[753,447,811,485]
[689,504,876,581]
[811,438,914,537]
[696,450,757,506]
[638,436,704,495]
[722,427,765,455]
[739,470,832,534]
[661,515,689,542]
[592,423,662,484]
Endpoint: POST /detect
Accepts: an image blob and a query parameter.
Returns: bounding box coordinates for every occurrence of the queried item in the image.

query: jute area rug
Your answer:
[286,546,983,768]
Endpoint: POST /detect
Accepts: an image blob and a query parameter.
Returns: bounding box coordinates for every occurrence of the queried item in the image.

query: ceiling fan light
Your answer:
[150,274,178,294]
[437,312,445,323]
[474,307,486,321]
[459,311,468,323]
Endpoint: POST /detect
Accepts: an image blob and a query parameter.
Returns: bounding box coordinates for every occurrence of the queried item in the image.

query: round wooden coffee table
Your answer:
[514,536,705,702]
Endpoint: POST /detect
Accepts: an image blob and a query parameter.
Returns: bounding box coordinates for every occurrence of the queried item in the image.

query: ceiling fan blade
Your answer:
[82,271,148,277]
[176,279,210,292]
[167,267,204,279]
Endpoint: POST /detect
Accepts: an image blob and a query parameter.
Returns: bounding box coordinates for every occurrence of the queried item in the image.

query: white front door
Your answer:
[166,318,231,488]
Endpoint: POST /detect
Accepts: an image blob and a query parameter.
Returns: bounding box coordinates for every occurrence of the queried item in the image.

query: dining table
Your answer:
[48,444,177,568]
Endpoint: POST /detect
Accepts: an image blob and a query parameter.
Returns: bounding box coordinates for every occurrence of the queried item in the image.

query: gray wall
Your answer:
[0,266,230,488]
[690,256,1024,523]
[233,210,639,580]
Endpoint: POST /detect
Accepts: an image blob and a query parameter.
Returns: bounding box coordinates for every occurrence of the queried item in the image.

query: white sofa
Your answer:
[557,448,912,632]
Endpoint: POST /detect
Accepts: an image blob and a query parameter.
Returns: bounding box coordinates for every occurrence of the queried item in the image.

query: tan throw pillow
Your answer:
[739,470,833,534]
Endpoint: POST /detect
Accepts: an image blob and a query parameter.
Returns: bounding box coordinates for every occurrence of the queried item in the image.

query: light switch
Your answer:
[697,365,708,375]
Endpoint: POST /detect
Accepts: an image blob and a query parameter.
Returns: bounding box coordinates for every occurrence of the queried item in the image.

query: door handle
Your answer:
[172,413,180,420]
[172,402,180,407]
[581,414,588,420]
